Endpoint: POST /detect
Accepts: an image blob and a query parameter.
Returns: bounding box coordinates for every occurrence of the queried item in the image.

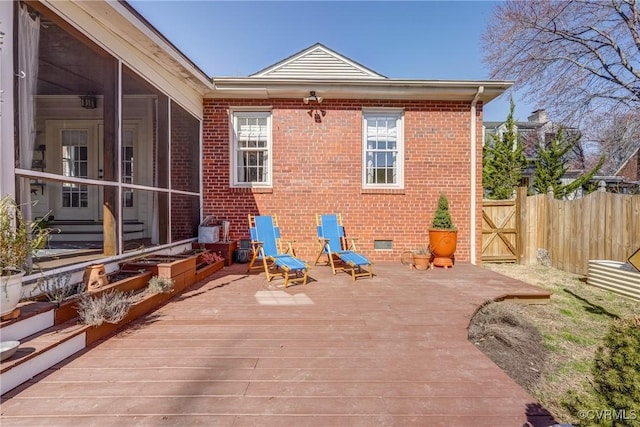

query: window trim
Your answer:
[361,108,405,189]
[229,108,273,188]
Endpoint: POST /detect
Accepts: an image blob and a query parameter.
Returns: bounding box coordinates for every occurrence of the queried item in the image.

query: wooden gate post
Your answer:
[516,186,527,264]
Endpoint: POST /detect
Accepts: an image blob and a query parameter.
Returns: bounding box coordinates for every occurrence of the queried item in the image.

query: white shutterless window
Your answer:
[231,111,272,187]
[362,110,404,189]
[61,129,89,208]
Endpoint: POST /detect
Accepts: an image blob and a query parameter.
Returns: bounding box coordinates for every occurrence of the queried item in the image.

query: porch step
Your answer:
[0,319,87,395]
[0,256,226,396]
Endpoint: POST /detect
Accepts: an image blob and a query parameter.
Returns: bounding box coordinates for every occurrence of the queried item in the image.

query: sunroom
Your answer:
[1,1,210,277]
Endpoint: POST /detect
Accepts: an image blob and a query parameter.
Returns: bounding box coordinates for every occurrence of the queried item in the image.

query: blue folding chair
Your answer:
[248,214,309,287]
[314,213,373,280]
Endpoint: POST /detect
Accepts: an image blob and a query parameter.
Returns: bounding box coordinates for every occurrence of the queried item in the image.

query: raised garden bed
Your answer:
[54,269,152,325]
[587,260,640,301]
[120,254,197,287]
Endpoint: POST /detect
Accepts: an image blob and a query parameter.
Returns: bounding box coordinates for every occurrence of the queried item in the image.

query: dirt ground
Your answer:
[474,262,640,424]
[468,301,546,390]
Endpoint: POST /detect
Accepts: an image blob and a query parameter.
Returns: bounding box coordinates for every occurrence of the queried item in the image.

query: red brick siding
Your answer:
[171,193,199,242]
[202,98,483,264]
[171,102,199,193]
[617,151,639,181]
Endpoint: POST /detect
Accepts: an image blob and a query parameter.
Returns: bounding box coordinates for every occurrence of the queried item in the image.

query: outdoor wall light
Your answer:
[303,91,323,104]
[80,94,97,109]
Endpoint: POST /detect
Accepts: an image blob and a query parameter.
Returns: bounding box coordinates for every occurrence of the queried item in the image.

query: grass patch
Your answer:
[559,308,576,318]
[560,330,596,346]
[480,263,640,425]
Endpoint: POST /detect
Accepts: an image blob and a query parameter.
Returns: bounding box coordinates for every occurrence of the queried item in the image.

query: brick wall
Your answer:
[171,102,200,193]
[617,151,639,181]
[202,98,483,264]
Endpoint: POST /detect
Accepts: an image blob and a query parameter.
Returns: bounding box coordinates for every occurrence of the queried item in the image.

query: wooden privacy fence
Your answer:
[483,188,640,276]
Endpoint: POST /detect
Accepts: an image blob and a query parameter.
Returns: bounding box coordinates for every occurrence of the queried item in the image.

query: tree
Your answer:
[532,128,605,198]
[483,0,640,122]
[483,98,528,199]
[583,110,640,175]
[564,317,640,427]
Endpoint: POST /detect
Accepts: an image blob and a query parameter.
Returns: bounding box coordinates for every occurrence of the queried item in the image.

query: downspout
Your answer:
[470,86,484,265]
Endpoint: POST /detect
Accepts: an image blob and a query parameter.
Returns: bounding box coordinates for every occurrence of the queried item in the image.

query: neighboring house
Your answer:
[1,1,511,276]
[484,109,583,191]
[484,109,640,194]
[615,147,640,183]
[592,146,640,193]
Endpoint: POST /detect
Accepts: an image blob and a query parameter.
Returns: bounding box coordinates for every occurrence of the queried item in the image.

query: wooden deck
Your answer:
[0,262,556,426]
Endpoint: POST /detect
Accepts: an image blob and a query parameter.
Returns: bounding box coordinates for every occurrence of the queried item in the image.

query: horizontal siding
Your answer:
[259,50,385,79]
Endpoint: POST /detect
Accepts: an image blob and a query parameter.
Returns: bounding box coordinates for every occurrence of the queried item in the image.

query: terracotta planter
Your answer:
[1,269,25,317]
[428,229,457,268]
[83,264,109,292]
[413,254,431,271]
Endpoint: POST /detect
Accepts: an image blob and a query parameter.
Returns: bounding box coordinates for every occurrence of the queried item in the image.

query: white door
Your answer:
[46,120,146,224]
[46,120,101,221]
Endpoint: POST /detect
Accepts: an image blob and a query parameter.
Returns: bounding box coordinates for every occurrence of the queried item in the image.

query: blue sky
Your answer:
[128,0,534,122]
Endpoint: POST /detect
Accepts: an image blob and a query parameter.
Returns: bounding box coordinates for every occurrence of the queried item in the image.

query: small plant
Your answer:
[147,275,174,294]
[201,251,223,265]
[0,196,52,275]
[37,272,82,304]
[76,290,133,327]
[412,246,430,256]
[430,193,457,231]
[563,316,640,426]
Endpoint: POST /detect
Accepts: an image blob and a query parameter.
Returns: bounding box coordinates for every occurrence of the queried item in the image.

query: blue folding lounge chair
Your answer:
[247,214,309,287]
[314,213,373,280]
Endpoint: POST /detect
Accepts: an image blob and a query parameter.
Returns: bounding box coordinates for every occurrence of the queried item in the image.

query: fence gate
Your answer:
[482,196,521,263]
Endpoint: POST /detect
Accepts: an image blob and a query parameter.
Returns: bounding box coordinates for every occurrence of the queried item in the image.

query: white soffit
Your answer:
[209,78,513,103]
[41,0,209,117]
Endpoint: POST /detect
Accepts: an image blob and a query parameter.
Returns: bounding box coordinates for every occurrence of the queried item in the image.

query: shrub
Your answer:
[563,316,640,426]
[147,275,174,294]
[77,290,133,327]
[0,196,51,274]
[430,193,457,231]
[37,272,82,304]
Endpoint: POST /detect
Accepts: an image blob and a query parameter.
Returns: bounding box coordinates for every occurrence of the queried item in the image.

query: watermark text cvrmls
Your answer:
[577,409,637,421]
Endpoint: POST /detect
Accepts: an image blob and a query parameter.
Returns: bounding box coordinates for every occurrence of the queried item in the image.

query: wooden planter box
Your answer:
[193,241,238,266]
[54,270,152,325]
[83,288,168,345]
[120,254,198,288]
[195,259,224,282]
[84,255,219,345]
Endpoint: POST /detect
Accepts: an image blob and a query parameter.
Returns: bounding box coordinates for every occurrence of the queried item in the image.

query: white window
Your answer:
[362,110,404,188]
[231,111,272,187]
[61,130,89,208]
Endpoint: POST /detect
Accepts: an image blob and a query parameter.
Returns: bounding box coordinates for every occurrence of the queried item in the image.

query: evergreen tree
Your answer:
[483,98,528,199]
[532,128,604,199]
[564,317,640,427]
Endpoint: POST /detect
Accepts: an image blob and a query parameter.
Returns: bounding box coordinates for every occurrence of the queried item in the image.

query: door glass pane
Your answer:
[122,130,134,207]
[61,130,89,208]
